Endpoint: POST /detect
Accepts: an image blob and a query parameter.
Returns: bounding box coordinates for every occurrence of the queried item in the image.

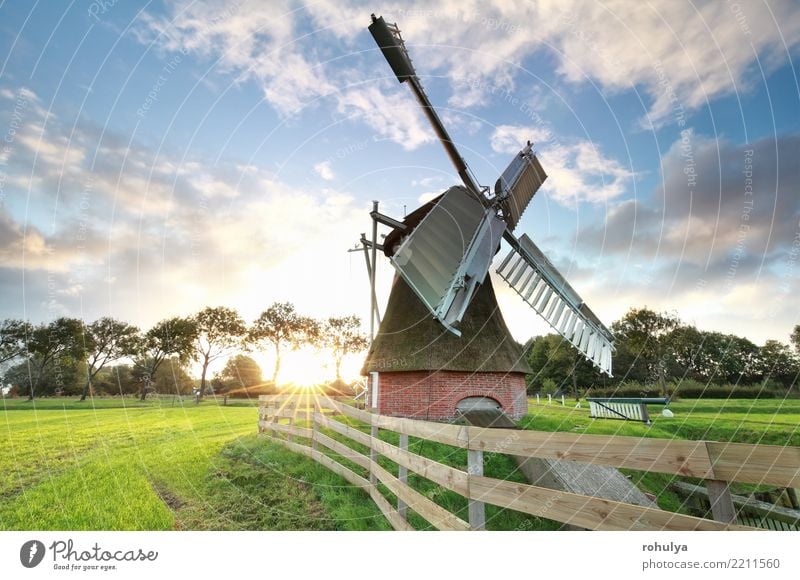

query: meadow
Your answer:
[0,397,389,530]
[1,396,798,530]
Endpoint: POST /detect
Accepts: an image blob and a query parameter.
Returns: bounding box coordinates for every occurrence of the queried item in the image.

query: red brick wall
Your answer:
[374,371,528,420]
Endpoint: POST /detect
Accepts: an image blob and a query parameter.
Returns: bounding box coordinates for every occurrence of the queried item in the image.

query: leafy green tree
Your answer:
[80,318,140,401]
[191,306,246,399]
[791,325,800,354]
[5,354,85,397]
[150,357,195,395]
[757,340,799,390]
[249,303,320,384]
[0,319,31,365]
[612,307,680,396]
[92,364,137,396]
[133,317,197,400]
[214,354,262,393]
[526,334,597,397]
[25,318,85,399]
[322,316,368,382]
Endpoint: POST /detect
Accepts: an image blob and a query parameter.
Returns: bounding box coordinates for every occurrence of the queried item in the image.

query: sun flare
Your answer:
[250,347,362,387]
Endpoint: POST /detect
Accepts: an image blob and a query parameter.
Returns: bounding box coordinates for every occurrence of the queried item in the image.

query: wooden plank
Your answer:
[372,415,469,448]
[337,403,375,424]
[706,479,736,524]
[315,412,372,448]
[468,449,486,530]
[338,405,469,448]
[318,412,469,496]
[259,421,313,439]
[369,435,470,497]
[279,437,315,458]
[468,476,755,531]
[314,431,371,471]
[310,448,372,491]
[672,481,800,526]
[273,435,411,531]
[269,410,311,420]
[259,395,345,411]
[370,487,414,531]
[370,461,471,531]
[468,428,714,478]
[705,441,800,487]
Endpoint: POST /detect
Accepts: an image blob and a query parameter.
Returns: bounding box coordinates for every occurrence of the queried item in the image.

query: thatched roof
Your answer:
[361,275,532,374]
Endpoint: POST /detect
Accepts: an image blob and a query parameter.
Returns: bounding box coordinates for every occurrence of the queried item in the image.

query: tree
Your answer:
[612,307,680,396]
[757,340,799,390]
[526,334,597,397]
[249,303,320,384]
[80,318,140,401]
[0,319,31,365]
[133,317,197,400]
[322,316,368,382]
[214,354,262,393]
[25,318,85,399]
[149,357,195,395]
[92,364,137,396]
[5,355,85,397]
[191,306,245,400]
[791,325,800,354]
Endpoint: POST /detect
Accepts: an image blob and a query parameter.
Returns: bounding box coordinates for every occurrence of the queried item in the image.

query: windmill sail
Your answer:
[497,234,614,375]
[390,187,506,336]
[495,143,548,231]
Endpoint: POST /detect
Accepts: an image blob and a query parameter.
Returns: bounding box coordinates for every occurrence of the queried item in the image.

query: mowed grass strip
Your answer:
[522,398,800,446]
[0,399,389,530]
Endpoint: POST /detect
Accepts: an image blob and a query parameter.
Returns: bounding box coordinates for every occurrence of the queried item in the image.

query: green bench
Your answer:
[586,397,670,425]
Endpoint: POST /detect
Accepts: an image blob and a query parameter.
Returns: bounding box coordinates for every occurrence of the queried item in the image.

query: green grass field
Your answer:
[522,397,800,446]
[0,397,389,530]
[1,396,797,530]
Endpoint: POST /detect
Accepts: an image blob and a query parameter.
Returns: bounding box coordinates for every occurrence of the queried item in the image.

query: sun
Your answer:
[249,346,363,387]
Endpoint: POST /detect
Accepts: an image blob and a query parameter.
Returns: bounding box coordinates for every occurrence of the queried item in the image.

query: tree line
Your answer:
[526,307,800,398]
[0,304,367,401]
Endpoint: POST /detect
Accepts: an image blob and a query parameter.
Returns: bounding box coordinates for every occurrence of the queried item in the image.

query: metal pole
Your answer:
[360,240,381,329]
[370,200,379,341]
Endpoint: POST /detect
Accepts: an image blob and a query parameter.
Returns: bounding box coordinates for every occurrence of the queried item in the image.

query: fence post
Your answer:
[468,448,486,530]
[269,400,278,438]
[312,402,320,452]
[706,479,736,523]
[398,433,409,518]
[370,424,379,485]
[284,398,295,443]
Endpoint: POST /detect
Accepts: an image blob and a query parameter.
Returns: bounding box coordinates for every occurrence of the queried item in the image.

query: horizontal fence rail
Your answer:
[256,395,800,531]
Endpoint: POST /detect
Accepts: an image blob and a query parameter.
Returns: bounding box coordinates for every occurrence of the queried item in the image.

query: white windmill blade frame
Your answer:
[390,187,506,336]
[497,234,614,375]
[495,143,548,231]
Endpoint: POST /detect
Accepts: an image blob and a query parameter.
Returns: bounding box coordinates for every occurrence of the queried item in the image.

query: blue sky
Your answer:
[1,0,799,363]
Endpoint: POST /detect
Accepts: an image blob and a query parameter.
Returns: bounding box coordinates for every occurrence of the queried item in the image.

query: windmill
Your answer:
[360,15,614,421]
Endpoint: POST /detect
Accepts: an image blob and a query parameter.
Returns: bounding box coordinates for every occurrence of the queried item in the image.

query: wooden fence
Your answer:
[257,395,800,531]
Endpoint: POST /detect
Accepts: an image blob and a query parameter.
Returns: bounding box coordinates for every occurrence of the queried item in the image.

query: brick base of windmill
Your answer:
[362,276,531,422]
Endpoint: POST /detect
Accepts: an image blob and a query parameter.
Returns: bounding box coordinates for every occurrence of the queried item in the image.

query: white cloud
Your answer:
[490,124,552,154]
[490,124,633,206]
[135,0,333,116]
[314,160,335,181]
[141,1,800,132]
[335,84,433,150]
